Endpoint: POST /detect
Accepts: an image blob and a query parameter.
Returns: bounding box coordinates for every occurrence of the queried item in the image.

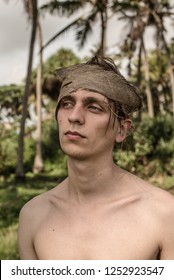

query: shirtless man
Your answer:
[18,56,174,260]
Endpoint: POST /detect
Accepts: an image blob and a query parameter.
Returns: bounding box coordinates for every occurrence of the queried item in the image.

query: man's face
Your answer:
[57,89,121,161]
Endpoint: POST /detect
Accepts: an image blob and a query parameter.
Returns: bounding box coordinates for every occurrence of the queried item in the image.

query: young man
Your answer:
[18,56,174,260]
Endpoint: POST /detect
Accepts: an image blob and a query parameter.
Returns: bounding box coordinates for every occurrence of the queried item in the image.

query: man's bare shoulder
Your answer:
[19,178,67,221]
[121,171,174,259]
[126,171,174,216]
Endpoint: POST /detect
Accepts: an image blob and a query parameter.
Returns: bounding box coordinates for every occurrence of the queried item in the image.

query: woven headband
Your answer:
[55,62,142,115]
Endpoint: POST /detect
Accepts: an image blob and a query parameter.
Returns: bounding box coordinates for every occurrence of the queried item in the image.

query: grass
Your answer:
[0,224,19,260]
[0,172,174,260]
[0,173,61,260]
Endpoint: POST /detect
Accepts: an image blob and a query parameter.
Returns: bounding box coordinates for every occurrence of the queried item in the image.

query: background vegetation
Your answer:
[1,0,174,259]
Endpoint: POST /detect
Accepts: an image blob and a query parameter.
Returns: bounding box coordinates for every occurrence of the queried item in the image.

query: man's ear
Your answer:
[115,119,132,143]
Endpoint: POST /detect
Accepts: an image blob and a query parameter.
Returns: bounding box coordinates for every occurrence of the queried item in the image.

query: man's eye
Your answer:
[61,101,74,109]
[88,105,102,112]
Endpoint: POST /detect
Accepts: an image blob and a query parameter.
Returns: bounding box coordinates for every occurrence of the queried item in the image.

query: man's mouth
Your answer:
[65,131,86,138]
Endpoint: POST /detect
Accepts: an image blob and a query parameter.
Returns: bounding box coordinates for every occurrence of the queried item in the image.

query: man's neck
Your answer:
[66,156,123,204]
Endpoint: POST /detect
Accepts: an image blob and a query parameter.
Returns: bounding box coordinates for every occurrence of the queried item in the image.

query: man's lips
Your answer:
[65,131,86,138]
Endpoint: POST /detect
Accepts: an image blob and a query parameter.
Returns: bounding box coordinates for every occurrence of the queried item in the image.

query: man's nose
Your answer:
[68,105,85,124]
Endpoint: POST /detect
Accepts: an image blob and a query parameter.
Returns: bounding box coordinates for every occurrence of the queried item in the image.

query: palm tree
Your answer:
[33,18,44,174]
[41,0,109,56]
[150,1,174,114]
[112,0,174,116]
[16,0,38,179]
[141,36,154,117]
[112,0,154,117]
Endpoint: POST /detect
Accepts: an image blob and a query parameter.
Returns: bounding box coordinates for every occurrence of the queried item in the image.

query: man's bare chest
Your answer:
[34,204,160,260]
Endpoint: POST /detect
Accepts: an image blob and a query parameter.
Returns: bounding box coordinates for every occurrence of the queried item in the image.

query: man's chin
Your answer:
[68,153,88,161]
[62,148,88,161]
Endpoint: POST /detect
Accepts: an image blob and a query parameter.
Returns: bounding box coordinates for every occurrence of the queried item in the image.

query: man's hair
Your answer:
[55,56,143,120]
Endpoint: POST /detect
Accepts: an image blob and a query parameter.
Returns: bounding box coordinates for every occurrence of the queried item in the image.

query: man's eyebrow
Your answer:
[82,96,109,105]
[61,95,108,105]
[60,95,75,102]
[83,96,102,103]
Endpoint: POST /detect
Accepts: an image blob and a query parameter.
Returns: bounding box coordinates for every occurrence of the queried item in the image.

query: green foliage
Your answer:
[0,225,19,260]
[0,126,18,175]
[0,84,24,118]
[42,118,59,160]
[0,124,36,175]
[42,118,67,177]
[24,134,36,171]
[114,150,136,171]
[0,117,67,177]
[113,115,174,179]
[43,48,81,80]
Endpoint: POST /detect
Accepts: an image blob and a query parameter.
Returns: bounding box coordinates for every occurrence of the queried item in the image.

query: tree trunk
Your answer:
[151,10,174,114]
[136,40,143,120]
[98,0,108,56]
[141,37,154,118]
[33,19,44,174]
[161,32,174,115]
[15,0,38,179]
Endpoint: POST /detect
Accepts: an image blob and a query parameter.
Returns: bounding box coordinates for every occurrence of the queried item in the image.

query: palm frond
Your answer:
[40,0,86,17]
[76,8,98,48]
[111,0,139,13]
[23,0,33,19]
[41,16,83,52]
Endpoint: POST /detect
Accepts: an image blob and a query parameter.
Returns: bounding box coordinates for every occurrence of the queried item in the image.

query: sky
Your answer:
[0,0,92,85]
[0,0,173,86]
[0,0,120,86]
